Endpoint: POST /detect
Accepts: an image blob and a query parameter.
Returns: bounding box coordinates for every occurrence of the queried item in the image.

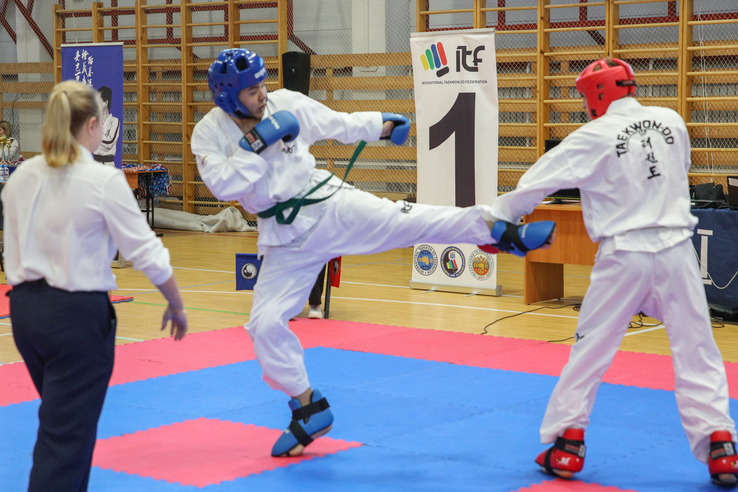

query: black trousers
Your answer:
[11,280,116,492]
[309,264,326,306]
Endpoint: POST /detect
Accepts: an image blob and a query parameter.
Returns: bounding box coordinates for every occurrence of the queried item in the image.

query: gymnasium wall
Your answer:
[0,0,735,221]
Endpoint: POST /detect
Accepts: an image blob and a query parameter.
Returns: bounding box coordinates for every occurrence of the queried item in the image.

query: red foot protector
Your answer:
[92,418,362,487]
[535,428,585,479]
[514,479,637,491]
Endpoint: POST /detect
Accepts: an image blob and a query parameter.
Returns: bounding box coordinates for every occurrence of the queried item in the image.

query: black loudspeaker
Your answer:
[282,51,311,96]
[544,139,561,152]
[544,139,581,201]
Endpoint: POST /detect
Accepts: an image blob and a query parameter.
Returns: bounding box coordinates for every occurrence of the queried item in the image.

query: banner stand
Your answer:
[409,279,503,297]
[61,42,124,170]
[410,29,501,296]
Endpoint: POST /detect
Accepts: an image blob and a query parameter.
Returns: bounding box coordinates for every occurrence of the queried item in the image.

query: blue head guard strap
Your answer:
[208,49,267,119]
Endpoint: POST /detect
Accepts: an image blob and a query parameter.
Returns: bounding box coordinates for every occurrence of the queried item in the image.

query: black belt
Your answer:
[94,154,115,163]
[258,140,366,225]
[20,279,49,288]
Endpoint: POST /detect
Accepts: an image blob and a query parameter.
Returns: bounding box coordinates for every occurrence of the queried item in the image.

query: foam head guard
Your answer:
[575,58,636,120]
[208,48,267,118]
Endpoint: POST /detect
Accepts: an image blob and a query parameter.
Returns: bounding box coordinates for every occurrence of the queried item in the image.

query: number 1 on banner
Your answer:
[429,92,476,207]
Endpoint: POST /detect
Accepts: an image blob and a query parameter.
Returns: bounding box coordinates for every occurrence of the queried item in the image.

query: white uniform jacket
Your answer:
[191,89,383,252]
[492,97,697,253]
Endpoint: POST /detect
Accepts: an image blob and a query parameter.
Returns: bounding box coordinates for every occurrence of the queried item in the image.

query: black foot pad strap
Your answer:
[291,397,330,421]
[543,447,556,475]
[287,397,331,448]
[497,223,530,255]
[288,419,314,447]
[554,435,586,458]
[711,440,737,461]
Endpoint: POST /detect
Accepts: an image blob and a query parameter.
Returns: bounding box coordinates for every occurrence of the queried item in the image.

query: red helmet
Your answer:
[575,58,636,119]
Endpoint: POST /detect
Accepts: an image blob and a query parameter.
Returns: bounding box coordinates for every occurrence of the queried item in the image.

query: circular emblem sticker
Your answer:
[440,246,465,278]
[468,248,494,281]
[241,262,259,280]
[414,245,438,276]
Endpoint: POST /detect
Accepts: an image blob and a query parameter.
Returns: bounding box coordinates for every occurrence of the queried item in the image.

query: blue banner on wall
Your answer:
[236,253,263,291]
[61,43,124,169]
[691,209,738,308]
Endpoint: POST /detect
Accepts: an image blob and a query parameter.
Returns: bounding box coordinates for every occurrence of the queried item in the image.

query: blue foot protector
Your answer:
[490,220,556,258]
[272,389,334,457]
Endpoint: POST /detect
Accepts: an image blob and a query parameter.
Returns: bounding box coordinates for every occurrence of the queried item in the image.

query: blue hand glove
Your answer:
[381,112,410,146]
[239,111,300,154]
[490,220,556,257]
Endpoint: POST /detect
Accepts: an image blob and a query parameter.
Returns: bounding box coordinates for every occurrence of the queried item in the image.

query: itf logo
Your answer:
[420,42,449,77]
[420,42,486,77]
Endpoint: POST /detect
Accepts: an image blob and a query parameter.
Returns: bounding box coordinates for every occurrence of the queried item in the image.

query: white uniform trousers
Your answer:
[246,186,494,397]
[540,239,735,462]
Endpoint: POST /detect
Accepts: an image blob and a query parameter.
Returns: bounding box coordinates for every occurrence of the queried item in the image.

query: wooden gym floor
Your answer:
[1,228,737,365]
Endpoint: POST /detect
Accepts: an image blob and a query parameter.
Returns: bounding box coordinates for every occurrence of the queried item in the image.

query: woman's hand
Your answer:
[161,305,188,340]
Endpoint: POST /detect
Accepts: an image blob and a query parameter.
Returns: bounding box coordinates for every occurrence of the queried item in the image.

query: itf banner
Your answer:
[61,43,124,169]
[410,29,500,296]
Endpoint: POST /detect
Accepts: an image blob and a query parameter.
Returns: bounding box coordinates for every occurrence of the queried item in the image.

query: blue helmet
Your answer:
[208,49,267,118]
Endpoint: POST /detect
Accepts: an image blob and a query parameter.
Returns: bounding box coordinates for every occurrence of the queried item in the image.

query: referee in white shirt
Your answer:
[2,80,188,492]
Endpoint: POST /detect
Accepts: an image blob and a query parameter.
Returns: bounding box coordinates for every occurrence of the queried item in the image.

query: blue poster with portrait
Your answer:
[61,42,124,169]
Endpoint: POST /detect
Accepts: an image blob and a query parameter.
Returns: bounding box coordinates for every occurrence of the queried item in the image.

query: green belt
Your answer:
[257,140,367,225]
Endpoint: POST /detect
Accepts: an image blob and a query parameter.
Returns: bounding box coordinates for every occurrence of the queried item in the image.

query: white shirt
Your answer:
[492,97,696,253]
[191,89,383,252]
[2,147,173,291]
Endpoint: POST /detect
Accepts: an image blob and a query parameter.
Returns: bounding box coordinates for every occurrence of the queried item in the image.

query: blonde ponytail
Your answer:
[42,80,100,168]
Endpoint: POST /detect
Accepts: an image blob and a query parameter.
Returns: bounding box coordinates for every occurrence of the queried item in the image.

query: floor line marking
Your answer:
[131,301,250,316]
[173,266,232,274]
[624,324,666,337]
[342,281,409,289]
[114,288,253,295]
[328,296,580,318]
[111,291,579,319]
[170,266,585,289]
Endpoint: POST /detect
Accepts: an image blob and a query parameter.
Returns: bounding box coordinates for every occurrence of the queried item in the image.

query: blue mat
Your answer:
[1,347,734,491]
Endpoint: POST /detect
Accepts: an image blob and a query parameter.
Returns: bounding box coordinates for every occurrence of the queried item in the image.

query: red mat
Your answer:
[292,319,738,396]
[516,481,637,492]
[0,327,256,405]
[110,326,255,386]
[3,318,738,406]
[92,418,362,487]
